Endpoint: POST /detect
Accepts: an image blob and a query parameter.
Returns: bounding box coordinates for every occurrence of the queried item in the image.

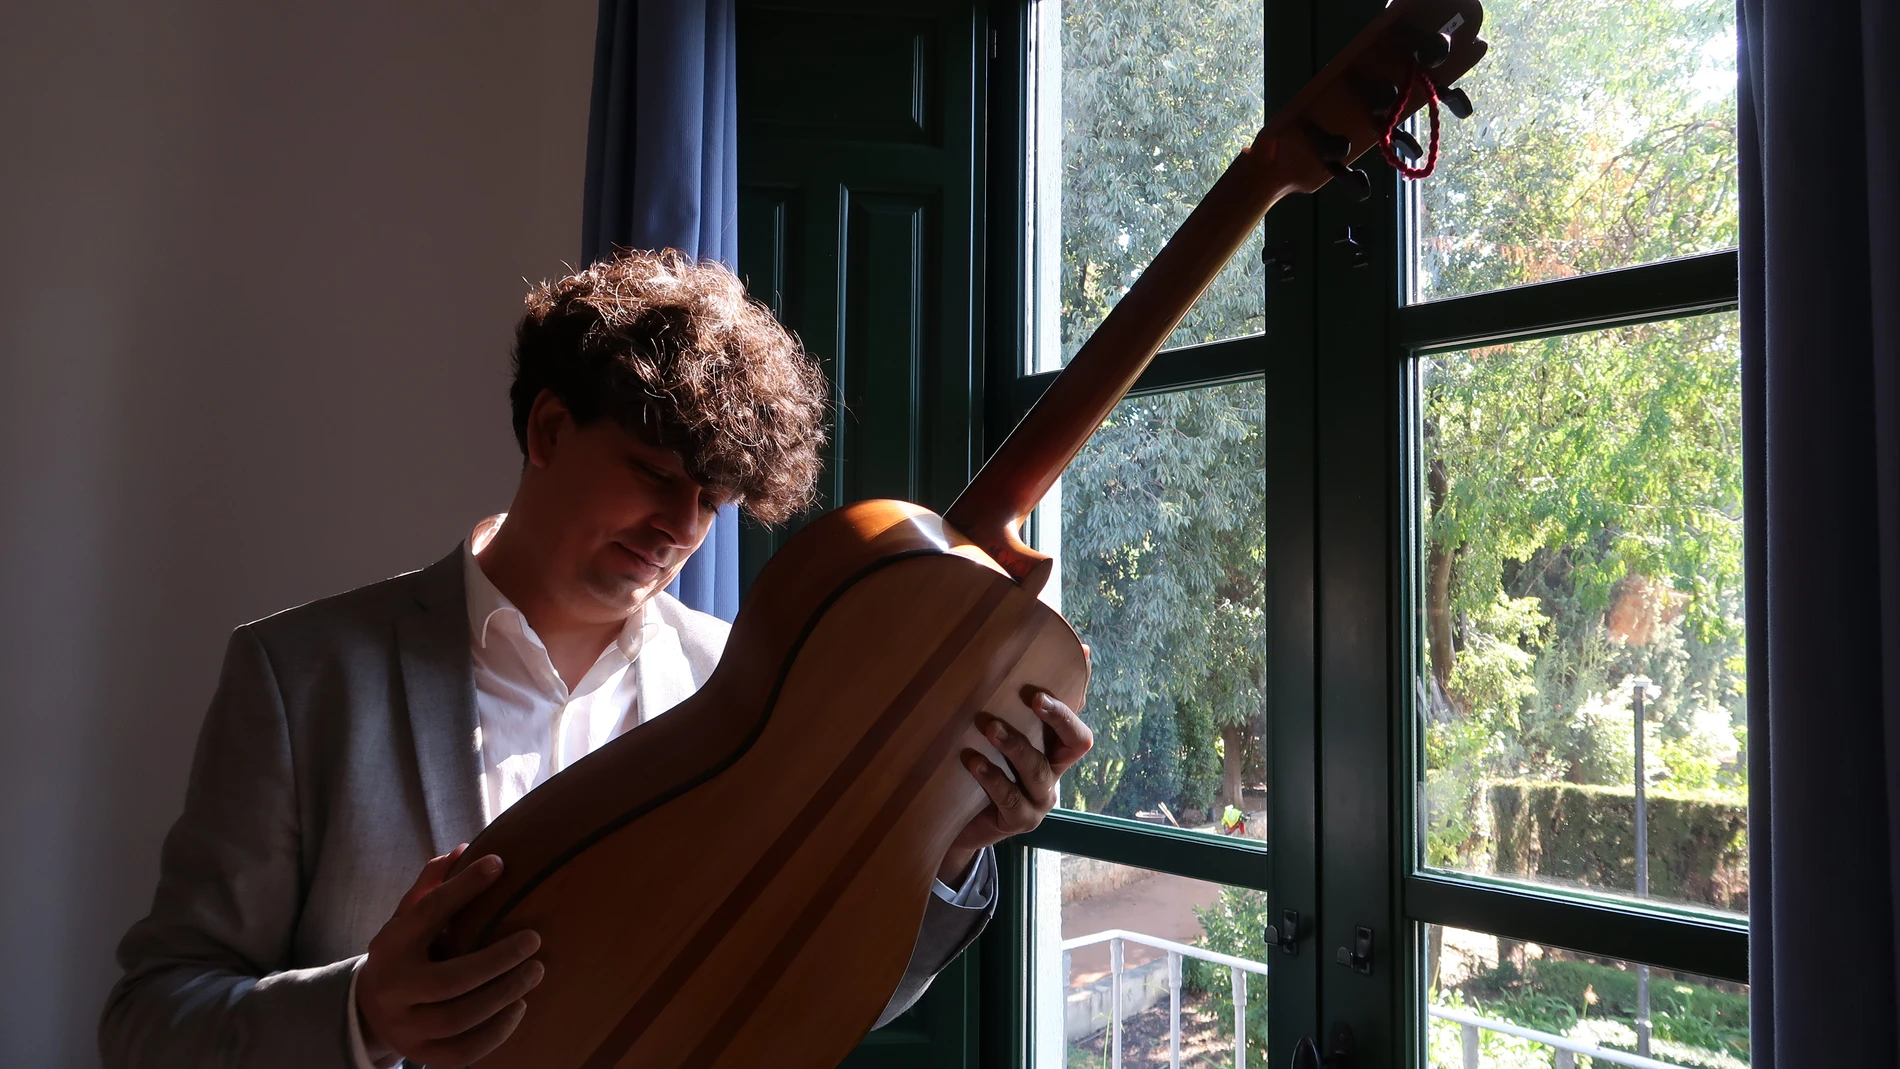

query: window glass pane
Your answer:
[1417,313,1746,918]
[1027,0,1265,373]
[1408,0,1738,302]
[1033,850,1268,1068]
[1424,924,1750,1068]
[1036,381,1266,839]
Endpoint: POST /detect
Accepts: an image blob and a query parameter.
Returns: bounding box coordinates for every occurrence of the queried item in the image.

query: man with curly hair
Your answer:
[100,250,1090,1068]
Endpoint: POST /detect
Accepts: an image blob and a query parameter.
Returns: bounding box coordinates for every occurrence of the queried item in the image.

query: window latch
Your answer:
[1262,240,1297,282]
[1335,925,1374,975]
[1264,908,1302,955]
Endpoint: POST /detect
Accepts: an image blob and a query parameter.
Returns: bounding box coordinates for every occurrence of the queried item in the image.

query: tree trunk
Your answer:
[1426,923,1445,994]
[1425,458,1460,710]
[1220,722,1246,809]
[1426,540,1457,699]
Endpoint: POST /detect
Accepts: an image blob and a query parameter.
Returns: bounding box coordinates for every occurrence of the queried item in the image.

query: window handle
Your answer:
[1262,240,1297,282]
[1335,925,1374,975]
[1264,908,1302,956]
[1291,1023,1358,1069]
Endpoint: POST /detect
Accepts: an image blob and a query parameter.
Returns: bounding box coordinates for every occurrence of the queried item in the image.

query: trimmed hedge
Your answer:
[1489,781,1747,911]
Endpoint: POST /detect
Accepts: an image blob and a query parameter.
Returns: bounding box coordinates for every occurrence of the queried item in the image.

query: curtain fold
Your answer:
[1740,0,1900,1061]
[583,0,742,621]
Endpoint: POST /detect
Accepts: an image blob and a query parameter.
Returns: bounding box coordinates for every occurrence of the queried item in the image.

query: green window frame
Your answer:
[979,1,1303,1063]
[979,1,1748,1066]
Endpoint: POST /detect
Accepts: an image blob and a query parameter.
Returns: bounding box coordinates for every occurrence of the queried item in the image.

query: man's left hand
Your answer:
[936,662,1094,886]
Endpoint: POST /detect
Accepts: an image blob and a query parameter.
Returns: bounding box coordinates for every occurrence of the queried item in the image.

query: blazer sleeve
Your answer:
[871,845,997,1030]
[99,625,358,1069]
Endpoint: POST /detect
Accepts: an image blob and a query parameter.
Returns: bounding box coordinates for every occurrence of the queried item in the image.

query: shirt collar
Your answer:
[462,513,649,661]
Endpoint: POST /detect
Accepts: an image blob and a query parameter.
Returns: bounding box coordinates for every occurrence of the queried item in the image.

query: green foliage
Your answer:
[1446,957,1750,1068]
[1417,0,1738,295]
[1059,0,1264,358]
[1444,593,1546,722]
[1427,991,1555,1069]
[1176,695,1223,814]
[1051,0,1267,817]
[1425,315,1746,671]
[1424,714,1497,867]
[1488,780,1748,910]
[1182,887,1269,1067]
[1422,314,1749,871]
[1416,0,1749,891]
[1061,382,1265,815]
[1113,697,1183,815]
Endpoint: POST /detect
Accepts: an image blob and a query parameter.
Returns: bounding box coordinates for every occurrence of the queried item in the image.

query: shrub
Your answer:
[1488,780,1747,910]
[1456,957,1750,1067]
[1113,697,1182,816]
[1183,887,1270,1066]
[1177,695,1222,814]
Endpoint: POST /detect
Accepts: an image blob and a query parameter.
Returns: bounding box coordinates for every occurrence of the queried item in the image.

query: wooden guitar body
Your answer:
[440,500,1088,1069]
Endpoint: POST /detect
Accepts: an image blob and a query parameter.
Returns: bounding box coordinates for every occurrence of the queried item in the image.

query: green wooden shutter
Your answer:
[734,2,986,1066]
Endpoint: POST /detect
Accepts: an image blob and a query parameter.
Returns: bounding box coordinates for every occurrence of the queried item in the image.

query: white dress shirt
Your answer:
[347,516,987,1067]
[463,514,659,823]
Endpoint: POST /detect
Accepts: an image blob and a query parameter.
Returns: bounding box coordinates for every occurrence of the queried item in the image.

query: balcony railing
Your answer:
[1060,928,1268,1069]
[1430,1004,1702,1069]
[1062,929,1708,1069]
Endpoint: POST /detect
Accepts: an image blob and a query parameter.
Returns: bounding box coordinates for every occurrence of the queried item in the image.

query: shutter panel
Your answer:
[735,3,986,1066]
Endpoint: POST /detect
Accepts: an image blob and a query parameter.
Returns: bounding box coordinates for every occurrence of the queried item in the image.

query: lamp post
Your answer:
[1630,675,1661,1058]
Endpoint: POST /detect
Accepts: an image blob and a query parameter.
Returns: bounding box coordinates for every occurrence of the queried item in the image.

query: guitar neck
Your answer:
[944,136,1299,589]
[942,0,1487,592]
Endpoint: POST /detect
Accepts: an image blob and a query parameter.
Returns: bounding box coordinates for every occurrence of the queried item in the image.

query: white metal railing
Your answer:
[1429,1004,1699,1069]
[1060,928,1268,1069]
[1060,930,1703,1069]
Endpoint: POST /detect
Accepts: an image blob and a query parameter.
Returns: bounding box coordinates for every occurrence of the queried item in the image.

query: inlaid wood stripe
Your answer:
[576,576,1017,1069]
[680,596,1044,1069]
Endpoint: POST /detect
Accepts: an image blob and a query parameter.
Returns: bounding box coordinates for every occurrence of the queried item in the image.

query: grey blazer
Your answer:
[101,547,994,1068]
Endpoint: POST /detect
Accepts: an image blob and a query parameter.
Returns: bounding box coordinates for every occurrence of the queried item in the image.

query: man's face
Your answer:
[526,401,727,623]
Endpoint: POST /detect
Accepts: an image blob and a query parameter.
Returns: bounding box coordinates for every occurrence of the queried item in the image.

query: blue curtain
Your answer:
[582,0,741,621]
[1740,0,1900,1061]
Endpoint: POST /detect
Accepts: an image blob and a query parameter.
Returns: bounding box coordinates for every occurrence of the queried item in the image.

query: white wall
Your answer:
[0,2,596,1063]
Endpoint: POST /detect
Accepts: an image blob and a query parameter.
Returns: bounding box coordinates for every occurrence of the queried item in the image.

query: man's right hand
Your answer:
[356,845,544,1067]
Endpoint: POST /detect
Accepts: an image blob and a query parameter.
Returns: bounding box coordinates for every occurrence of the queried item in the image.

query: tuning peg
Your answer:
[1324,160,1372,201]
[1437,84,1474,119]
[1400,25,1453,68]
[1305,122,1353,162]
[1387,127,1424,163]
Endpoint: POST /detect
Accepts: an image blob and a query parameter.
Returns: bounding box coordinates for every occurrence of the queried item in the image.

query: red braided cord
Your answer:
[1379,66,1441,180]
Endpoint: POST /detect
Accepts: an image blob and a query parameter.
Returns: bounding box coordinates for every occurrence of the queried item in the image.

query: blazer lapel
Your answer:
[397,546,486,854]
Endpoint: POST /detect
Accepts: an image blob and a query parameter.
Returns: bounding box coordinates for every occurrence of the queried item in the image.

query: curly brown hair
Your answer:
[511,249,828,524]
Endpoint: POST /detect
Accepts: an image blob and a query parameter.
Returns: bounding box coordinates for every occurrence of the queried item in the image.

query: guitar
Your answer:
[439,4,1487,1066]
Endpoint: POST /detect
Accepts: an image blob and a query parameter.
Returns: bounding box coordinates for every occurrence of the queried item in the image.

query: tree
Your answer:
[1058,0,1265,361]
[1060,383,1265,815]
[1051,0,1268,817]
[1413,0,1746,870]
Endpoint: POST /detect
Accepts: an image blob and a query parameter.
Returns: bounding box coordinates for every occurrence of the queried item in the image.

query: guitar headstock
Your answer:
[1259,0,1488,198]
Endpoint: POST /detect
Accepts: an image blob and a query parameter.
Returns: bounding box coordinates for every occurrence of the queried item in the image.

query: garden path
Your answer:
[1064,869,1224,986]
